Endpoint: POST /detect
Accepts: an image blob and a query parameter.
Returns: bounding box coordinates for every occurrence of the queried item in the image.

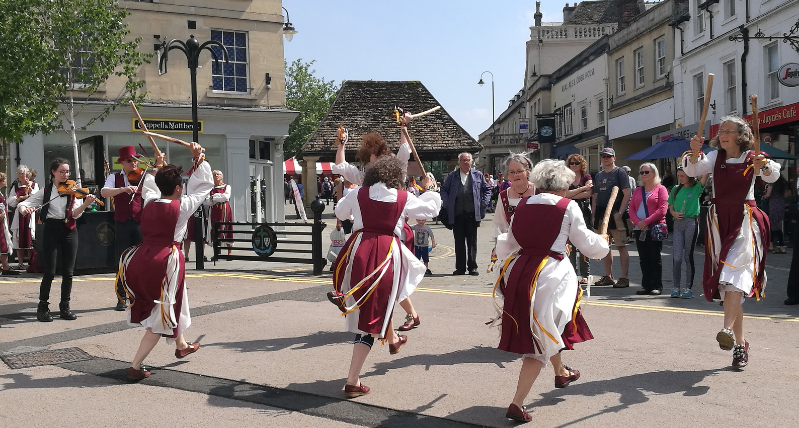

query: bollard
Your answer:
[194,207,205,270]
[311,195,326,275]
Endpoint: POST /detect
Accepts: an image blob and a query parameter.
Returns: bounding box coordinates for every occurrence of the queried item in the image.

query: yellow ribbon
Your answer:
[340,239,395,315]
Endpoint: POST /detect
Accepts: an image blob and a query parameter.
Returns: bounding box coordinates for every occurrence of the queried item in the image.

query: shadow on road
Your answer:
[0,372,116,390]
[207,331,351,353]
[363,346,517,377]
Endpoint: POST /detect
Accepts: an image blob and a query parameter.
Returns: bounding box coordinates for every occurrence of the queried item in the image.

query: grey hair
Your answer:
[458,152,473,161]
[16,165,30,176]
[530,159,575,191]
[502,152,533,174]
[212,170,223,176]
[708,115,754,151]
[639,162,661,185]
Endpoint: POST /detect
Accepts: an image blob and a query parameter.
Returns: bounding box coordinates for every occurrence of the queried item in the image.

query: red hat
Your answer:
[116,146,141,163]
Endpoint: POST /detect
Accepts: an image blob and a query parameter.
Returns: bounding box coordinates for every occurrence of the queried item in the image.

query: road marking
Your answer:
[429,244,455,260]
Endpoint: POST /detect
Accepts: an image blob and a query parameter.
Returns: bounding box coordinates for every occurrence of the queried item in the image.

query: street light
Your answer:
[158,35,229,270]
[478,71,496,141]
[282,7,298,41]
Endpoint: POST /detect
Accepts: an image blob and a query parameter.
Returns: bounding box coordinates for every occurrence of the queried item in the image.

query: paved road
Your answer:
[0,204,797,427]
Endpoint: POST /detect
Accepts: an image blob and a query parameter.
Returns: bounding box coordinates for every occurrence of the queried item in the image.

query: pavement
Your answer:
[1,202,798,427]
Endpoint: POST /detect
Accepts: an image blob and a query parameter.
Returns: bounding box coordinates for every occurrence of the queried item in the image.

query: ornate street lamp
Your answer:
[158,35,229,270]
[478,71,496,141]
[282,7,298,42]
[729,19,799,53]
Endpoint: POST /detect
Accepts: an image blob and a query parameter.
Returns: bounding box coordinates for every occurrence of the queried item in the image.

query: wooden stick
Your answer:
[408,106,441,120]
[400,126,426,177]
[750,94,761,155]
[690,73,714,164]
[141,131,191,148]
[599,186,619,236]
[129,101,164,158]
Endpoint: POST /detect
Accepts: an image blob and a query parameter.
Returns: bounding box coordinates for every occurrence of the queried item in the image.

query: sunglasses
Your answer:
[569,162,581,166]
[640,171,651,175]
[600,155,613,159]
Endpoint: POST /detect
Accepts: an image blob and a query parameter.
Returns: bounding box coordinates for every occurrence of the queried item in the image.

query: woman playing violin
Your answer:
[17,158,97,322]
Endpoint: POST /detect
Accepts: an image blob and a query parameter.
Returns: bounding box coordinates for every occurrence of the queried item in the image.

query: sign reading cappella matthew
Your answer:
[132,118,203,133]
[561,68,595,92]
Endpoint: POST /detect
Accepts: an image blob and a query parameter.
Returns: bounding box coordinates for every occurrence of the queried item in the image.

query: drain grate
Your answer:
[1,347,93,369]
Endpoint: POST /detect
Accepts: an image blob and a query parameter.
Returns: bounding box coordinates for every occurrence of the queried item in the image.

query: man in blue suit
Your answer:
[441,152,492,275]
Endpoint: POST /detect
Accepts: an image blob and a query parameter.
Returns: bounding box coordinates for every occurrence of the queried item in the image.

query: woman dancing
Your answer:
[331,156,440,397]
[684,116,780,368]
[118,142,213,380]
[492,159,609,422]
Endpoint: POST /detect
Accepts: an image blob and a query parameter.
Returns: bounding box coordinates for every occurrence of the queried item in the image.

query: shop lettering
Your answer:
[784,67,799,79]
[132,118,203,133]
[744,105,797,127]
[562,68,595,92]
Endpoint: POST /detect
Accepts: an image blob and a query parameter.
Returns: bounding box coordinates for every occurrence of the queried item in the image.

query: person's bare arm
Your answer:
[618,187,631,213]
[334,127,347,165]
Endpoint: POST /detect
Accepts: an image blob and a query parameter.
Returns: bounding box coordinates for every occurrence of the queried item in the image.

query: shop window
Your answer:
[210,30,249,93]
[694,73,705,122]
[249,139,271,161]
[694,2,705,35]
[766,43,780,101]
[724,60,737,113]
[724,0,735,19]
[635,48,645,88]
[617,58,626,95]
[655,38,666,78]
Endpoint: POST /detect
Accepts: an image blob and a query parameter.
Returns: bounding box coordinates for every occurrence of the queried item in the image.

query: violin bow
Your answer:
[130,101,164,158]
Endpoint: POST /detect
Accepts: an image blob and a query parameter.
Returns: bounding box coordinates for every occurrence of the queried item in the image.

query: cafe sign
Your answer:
[709,101,799,138]
[778,63,799,87]
[132,118,203,133]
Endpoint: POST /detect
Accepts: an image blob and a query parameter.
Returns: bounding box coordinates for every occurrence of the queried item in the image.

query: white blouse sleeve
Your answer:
[7,185,18,209]
[16,185,44,210]
[566,201,609,259]
[759,159,781,183]
[334,188,357,221]
[404,191,442,221]
[332,162,364,186]
[140,173,160,208]
[396,143,411,164]
[492,208,508,240]
[177,161,214,227]
[681,150,715,177]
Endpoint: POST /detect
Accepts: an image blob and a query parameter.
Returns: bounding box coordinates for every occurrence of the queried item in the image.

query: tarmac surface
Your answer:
[1,202,797,427]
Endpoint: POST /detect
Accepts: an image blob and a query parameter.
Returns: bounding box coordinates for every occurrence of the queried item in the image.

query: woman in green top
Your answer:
[667,168,708,298]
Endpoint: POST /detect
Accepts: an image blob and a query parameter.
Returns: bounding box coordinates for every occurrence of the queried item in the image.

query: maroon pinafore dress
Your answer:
[703,150,770,301]
[498,197,593,355]
[125,200,187,338]
[12,183,34,249]
[0,194,9,254]
[333,187,407,335]
[209,185,233,241]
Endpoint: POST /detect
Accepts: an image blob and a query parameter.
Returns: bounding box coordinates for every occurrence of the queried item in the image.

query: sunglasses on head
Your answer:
[640,170,651,175]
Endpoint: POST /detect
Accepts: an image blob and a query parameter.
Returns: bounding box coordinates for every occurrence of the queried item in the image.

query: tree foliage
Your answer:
[0,0,150,141]
[284,59,339,158]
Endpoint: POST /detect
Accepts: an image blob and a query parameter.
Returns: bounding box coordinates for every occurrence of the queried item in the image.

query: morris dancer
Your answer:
[118,142,213,380]
[0,173,20,275]
[684,116,779,368]
[492,153,535,256]
[7,165,38,270]
[102,146,144,311]
[331,156,440,397]
[331,113,423,332]
[17,159,97,322]
[206,170,233,257]
[492,160,608,422]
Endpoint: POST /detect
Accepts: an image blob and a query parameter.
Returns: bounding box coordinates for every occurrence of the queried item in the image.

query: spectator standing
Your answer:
[322,177,333,205]
[410,219,435,275]
[662,169,676,233]
[440,152,492,275]
[765,176,788,253]
[628,163,669,295]
[668,168,707,298]
[591,148,631,287]
[565,154,593,285]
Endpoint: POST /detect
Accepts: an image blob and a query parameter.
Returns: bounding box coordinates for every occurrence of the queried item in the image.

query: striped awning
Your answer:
[284,157,302,175]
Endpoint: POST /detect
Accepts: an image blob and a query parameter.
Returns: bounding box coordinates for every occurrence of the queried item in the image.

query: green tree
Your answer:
[0,0,150,184]
[284,59,339,158]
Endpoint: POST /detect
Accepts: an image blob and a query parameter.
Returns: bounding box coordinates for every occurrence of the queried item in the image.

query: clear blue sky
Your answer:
[282,1,566,139]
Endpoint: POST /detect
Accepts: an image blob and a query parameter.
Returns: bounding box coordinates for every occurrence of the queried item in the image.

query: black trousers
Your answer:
[114,219,142,301]
[633,230,663,291]
[39,220,79,303]
[786,230,799,299]
[453,213,479,272]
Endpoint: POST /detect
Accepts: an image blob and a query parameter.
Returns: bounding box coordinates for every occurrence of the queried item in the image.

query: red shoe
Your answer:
[389,334,408,354]
[344,383,370,398]
[397,314,420,331]
[505,403,531,423]
[175,342,200,359]
[126,366,151,380]
[327,291,346,313]
[554,366,580,388]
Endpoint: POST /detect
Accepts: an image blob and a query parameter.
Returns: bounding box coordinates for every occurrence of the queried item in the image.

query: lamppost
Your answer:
[158,35,229,270]
[282,7,298,41]
[478,71,496,142]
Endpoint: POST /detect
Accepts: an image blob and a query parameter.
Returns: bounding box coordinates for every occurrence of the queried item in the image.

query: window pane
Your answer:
[224,77,235,91]
[211,45,224,59]
[212,76,223,90]
[223,31,234,46]
[259,141,270,161]
[226,46,235,60]
[236,78,247,92]
[249,140,256,159]
[236,47,247,62]
[211,30,222,42]
[235,32,246,47]
[235,63,246,77]
[223,62,234,76]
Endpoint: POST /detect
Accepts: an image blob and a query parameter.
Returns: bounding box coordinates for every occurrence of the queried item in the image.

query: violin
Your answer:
[127,167,145,185]
[57,180,105,206]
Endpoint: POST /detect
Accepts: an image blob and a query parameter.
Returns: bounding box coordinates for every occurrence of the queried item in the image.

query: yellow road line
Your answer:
[429,245,455,260]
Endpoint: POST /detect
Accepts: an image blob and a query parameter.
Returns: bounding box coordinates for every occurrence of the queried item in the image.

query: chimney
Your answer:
[534,1,543,27]
[563,2,577,23]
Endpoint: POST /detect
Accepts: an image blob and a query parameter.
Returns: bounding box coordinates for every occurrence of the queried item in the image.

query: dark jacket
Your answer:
[441,168,492,222]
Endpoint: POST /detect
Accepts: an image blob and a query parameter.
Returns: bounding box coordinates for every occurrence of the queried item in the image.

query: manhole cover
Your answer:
[1,347,93,369]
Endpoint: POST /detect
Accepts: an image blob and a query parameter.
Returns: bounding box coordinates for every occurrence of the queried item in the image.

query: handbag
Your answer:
[641,187,668,241]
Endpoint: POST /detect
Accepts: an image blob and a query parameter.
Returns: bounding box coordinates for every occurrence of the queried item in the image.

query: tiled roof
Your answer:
[298,81,480,162]
[565,1,618,24]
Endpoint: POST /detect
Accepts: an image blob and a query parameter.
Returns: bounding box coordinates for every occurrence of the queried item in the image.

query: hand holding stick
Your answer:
[400,126,426,177]
[690,73,714,164]
[141,131,191,148]
[599,186,619,236]
[129,101,164,158]
[750,94,761,156]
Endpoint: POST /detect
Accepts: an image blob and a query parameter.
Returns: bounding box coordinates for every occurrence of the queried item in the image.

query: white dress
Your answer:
[681,150,779,301]
[494,193,609,363]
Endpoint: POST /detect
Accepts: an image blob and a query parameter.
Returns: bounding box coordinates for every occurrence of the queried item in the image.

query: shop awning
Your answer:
[316,162,334,175]
[284,157,302,175]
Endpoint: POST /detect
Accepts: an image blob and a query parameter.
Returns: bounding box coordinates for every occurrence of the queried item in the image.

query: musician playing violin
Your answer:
[101,146,145,311]
[17,158,97,322]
